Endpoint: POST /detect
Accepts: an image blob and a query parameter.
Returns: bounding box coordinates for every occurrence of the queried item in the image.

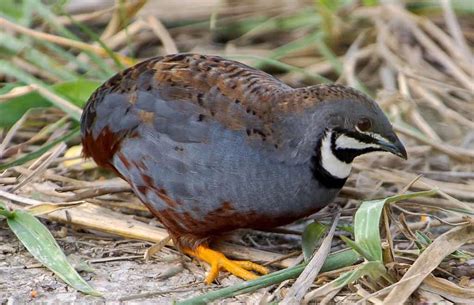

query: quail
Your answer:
[81,53,407,284]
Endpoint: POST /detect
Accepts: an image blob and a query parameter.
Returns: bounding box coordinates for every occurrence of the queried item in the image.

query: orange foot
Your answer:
[183,245,269,284]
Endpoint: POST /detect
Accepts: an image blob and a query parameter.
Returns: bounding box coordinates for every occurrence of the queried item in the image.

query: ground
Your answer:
[0,220,301,304]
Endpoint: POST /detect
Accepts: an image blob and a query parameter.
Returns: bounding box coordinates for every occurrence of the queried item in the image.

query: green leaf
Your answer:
[0,202,14,218]
[0,90,49,128]
[361,0,378,6]
[302,221,327,262]
[3,205,100,296]
[334,261,386,287]
[353,198,386,262]
[353,190,438,262]
[0,0,25,19]
[0,80,100,128]
[413,230,471,260]
[54,80,101,107]
[415,231,432,248]
[407,1,474,15]
[337,224,354,234]
[317,0,348,12]
[340,235,374,261]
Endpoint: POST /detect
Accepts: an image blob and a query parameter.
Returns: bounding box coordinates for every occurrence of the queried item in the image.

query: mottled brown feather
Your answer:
[82,53,374,168]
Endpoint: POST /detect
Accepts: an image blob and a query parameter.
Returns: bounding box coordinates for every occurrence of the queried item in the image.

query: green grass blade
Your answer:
[27,0,116,78]
[36,40,98,79]
[0,79,99,128]
[66,14,124,71]
[178,249,360,304]
[0,61,82,121]
[334,261,386,287]
[414,231,432,248]
[302,221,327,262]
[269,32,323,61]
[0,127,80,170]
[1,204,100,296]
[0,33,76,81]
[340,235,374,261]
[314,34,343,75]
[308,260,389,300]
[0,202,14,218]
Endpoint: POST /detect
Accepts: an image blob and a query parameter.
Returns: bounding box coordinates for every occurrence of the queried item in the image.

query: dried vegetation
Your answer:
[0,0,473,303]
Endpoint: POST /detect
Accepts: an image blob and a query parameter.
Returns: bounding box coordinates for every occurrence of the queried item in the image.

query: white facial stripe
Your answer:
[355,127,390,143]
[320,132,351,179]
[336,134,380,150]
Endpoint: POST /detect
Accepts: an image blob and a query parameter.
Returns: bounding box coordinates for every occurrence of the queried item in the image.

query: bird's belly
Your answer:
[113,125,339,236]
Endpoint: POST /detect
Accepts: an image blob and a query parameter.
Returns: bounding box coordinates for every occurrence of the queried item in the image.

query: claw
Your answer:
[184,245,269,284]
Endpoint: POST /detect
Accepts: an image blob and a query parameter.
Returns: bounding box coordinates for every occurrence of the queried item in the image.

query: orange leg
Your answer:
[183,245,269,284]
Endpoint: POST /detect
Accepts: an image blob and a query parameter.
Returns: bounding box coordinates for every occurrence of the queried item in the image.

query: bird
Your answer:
[80,53,407,284]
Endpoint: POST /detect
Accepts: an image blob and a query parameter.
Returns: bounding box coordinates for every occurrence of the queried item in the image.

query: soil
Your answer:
[0,221,270,304]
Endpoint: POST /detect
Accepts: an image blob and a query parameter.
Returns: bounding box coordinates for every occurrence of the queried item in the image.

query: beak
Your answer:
[377,135,407,159]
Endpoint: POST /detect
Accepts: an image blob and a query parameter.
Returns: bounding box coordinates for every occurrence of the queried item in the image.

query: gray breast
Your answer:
[112,118,338,223]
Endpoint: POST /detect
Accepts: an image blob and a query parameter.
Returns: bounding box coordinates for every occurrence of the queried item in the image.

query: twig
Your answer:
[0,84,37,102]
[88,255,143,264]
[100,0,147,40]
[280,212,340,304]
[145,15,178,54]
[65,185,132,202]
[409,81,474,129]
[384,225,474,303]
[0,110,30,159]
[119,284,211,302]
[0,190,41,205]
[440,0,472,63]
[144,235,172,261]
[397,73,441,141]
[400,174,423,194]
[394,123,474,162]
[13,143,67,191]
[0,17,132,66]
[12,166,90,187]
[392,204,471,227]
[102,19,145,50]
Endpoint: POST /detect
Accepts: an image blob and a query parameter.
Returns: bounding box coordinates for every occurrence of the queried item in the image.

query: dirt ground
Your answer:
[1,219,305,304]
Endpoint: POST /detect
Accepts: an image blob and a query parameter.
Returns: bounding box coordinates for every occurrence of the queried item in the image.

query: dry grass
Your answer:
[0,0,473,303]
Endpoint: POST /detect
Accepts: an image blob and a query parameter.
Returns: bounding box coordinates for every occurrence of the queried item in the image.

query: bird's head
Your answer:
[323,96,407,162]
[283,85,407,188]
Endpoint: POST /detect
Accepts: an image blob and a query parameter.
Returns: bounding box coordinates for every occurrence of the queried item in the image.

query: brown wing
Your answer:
[81,53,292,169]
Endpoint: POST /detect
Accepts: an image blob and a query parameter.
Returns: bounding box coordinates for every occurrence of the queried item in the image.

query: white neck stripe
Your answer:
[320,132,351,179]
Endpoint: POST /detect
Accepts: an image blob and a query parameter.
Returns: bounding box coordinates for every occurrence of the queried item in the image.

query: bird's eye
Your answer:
[356,118,372,132]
